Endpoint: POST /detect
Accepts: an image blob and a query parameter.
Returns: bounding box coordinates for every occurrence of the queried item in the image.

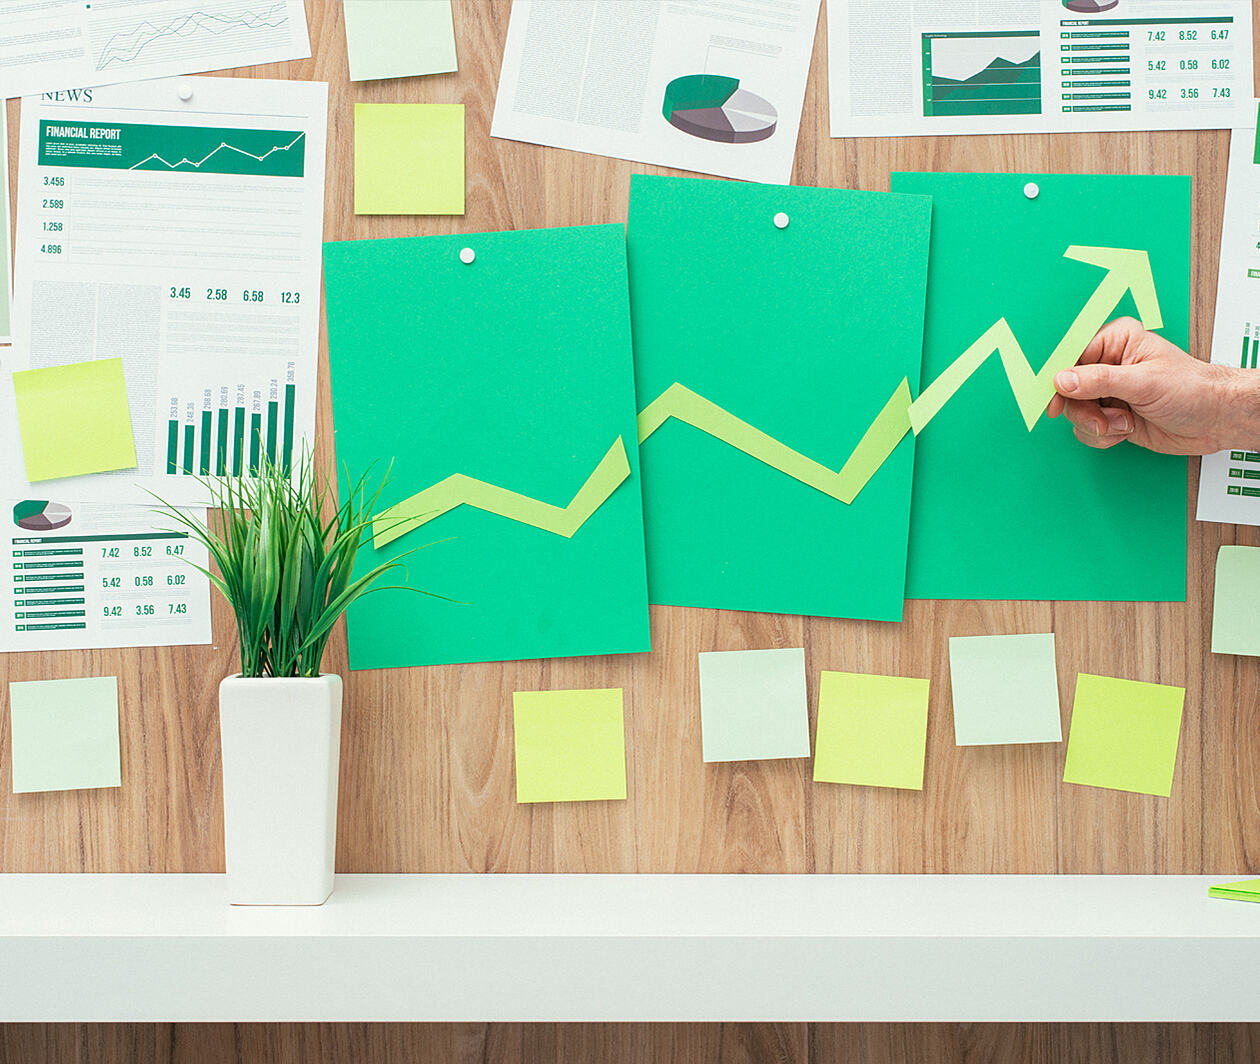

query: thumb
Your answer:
[1054,363,1155,405]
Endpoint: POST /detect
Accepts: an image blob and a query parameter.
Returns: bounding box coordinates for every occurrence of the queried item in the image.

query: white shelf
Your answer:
[2,874,1257,1021]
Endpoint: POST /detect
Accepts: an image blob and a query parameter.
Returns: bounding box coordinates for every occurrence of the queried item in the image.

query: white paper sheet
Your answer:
[0,0,311,100]
[1197,106,1260,526]
[828,0,1253,138]
[0,499,212,652]
[0,116,11,345]
[491,0,821,184]
[1,75,327,506]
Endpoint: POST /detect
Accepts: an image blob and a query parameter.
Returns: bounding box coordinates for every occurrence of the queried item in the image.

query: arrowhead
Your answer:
[1063,246,1163,331]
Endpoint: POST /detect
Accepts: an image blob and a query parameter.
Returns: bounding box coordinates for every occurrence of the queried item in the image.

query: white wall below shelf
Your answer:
[1,873,1257,1022]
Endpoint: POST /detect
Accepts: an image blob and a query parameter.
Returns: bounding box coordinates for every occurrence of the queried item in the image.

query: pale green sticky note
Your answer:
[354,103,464,215]
[344,0,457,81]
[948,633,1061,746]
[813,671,929,791]
[9,677,121,793]
[1211,546,1260,656]
[1062,673,1184,797]
[513,688,627,803]
[1209,878,1260,903]
[698,648,810,762]
[12,358,137,482]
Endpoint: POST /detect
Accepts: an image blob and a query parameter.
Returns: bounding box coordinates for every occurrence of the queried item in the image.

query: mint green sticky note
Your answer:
[1211,546,1260,655]
[891,172,1188,602]
[9,677,121,793]
[354,103,464,215]
[1062,673,1184,797]
[814,671,929,790]
[513,688,627,803]
[698,648,810,762]
[1209,878,1260,903]
[12,358,137,481]
[948,633,1061,746]
[628,174,932,621]
[344,0,457,81]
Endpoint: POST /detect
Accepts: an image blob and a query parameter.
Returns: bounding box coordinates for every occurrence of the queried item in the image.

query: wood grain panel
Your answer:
[2,0,1259,1058]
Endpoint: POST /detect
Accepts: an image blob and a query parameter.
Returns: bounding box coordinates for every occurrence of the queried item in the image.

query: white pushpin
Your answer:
[459,247,475,264]
[1024,182,1040,200]
[773,211,790,229]
[177,81,193,102]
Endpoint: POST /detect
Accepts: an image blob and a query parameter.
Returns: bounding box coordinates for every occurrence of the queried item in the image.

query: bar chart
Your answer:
[164,362,297,479]
[1241,322,1259,369]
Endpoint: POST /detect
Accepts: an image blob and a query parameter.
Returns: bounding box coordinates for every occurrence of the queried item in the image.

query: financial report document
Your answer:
[491,0,821,184]
[828,0,1253,137]
[1198,105,1260,527]
[1,76,328,506]
[0,500,211,652]
[0,0,310,99]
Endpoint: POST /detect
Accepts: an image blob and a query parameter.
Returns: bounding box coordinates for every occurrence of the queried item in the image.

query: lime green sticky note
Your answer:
[1211,546,1260,656]
[813,671,929,791]
[9,677,121,793]
[12,358,137,481]
[1062,673,1184,797]
[354,103,464,215]
[1209,878,1260,903]
[513,688,627,803]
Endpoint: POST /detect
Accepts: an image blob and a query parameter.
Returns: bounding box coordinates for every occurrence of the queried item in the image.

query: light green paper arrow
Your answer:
[373,246,1160,545]
[372,436,630,549]
[637,379,912,505]
[909,245,1162,433]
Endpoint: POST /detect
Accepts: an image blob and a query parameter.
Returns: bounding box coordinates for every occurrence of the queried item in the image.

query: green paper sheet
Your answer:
[324,225,650,669]
[1208,878,1260,903]
[354,103,464,215]
[343,0,457,81]
[12,358,137,482]
[948,633,1062,746]
[9,676,121,793]
[627,174,932,621]
[1211,546,1260,656]
[1062,673,1185,797]
[697,648,810,762]
[890,172,1189,602]
[813,671,929,790]
[513,688,627,803]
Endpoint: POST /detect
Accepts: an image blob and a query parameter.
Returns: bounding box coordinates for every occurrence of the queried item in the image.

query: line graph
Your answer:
[372,246,1160,546]
[128,132,305,172]
[39,120,306,177]
[94,3,290,71]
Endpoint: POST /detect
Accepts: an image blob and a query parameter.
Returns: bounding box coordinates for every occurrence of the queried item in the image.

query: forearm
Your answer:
[1209,366,1260,451]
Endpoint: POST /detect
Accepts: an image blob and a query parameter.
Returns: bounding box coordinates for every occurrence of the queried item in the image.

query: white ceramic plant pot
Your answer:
[219,674,343,906]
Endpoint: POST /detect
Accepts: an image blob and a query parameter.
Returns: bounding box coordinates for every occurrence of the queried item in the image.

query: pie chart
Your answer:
[1064,0,1119,11]
[14,500,72,532]
[662,74,777,144]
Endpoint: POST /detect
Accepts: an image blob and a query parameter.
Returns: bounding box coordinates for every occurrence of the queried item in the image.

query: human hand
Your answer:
[1047,317,1242,454]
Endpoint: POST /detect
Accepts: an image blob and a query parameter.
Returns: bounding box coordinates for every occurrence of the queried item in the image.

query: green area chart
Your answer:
[922,32,1042,118]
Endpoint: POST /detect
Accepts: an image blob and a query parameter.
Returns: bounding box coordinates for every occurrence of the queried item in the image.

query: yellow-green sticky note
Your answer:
[10,677,121,793]
[1062,673,1184,797]
[12,358,137,481]
[513,688,627,803]
[1211,546,1260,656]
[813,671,929,791]
[1209,878,1260,903]
[354,103,464,215]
